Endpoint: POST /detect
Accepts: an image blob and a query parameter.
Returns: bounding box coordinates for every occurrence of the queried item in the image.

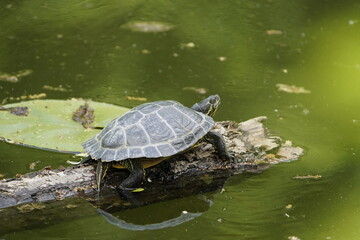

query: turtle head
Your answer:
[191,94,220,117]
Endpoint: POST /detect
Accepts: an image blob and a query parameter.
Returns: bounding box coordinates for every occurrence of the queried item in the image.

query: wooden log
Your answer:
[0,117,303,211]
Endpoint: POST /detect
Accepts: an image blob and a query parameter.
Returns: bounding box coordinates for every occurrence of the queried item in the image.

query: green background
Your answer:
[1,0,360,239]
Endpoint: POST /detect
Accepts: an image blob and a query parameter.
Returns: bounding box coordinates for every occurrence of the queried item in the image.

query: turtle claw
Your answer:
[217,149,235,163]
[227,151,236,163]
[221,151,234,163]
[118,185,145,192]
[131,188,145,192]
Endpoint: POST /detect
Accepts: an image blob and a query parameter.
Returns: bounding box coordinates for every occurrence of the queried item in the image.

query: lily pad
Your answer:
[0,99,129,153]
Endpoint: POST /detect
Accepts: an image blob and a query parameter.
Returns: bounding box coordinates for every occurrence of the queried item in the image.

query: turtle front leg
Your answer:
[120,159,145,191]
[205,131,232,161]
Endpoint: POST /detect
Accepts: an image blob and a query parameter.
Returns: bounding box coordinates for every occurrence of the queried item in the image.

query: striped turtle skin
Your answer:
[82,100,215,162]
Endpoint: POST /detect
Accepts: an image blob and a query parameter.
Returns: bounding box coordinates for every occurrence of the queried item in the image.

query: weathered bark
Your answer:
[0,117,303,211]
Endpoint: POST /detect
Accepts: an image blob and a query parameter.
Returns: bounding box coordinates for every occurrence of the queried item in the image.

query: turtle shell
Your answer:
[82,100,215,162]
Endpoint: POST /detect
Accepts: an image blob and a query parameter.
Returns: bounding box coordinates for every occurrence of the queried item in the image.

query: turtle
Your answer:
[82,94,231,191]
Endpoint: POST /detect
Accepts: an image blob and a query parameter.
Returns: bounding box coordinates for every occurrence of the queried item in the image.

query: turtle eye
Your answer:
[210,98,216,104]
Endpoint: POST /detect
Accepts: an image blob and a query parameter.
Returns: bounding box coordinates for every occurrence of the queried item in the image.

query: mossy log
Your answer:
[0,117,303,211]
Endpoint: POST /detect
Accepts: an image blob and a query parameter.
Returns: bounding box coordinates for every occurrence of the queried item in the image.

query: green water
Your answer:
[1,0,360,239]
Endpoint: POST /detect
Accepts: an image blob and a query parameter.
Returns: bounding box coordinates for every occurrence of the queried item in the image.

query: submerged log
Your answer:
[0,117,303,210]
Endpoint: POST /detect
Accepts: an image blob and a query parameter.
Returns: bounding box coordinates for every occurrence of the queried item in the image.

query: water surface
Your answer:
[1,0,360,239]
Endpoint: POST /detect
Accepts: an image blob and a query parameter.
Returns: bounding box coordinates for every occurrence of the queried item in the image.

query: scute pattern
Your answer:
[138,103,161,114]
[125,125,149,146]
[171,138,186,151]
[118,110,143,126]
[184,134,195,145]
[158,107,195,136]
[157,144,176,156]
[100,149,116,161]
[193,126,206,139]
[101,128,124,149]
[129,148,143,158]
[114,148,129,160]
[82,100,215,162]
[143,146,161,158]
[96,120,116,140]
[140,113,175,143]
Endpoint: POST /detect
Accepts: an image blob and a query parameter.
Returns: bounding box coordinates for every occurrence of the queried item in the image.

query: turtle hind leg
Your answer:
[96,160,110,192]
[205,131,232,161]
[120,159,145,191]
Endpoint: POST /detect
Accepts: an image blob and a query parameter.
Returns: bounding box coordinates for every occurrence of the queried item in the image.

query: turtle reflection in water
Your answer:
[82,95,231,191]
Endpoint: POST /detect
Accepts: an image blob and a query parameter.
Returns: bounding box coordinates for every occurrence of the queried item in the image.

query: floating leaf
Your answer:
[125,96,148,101]
[292,175,322,180]
[0,99,129,153]
[121,21,174,33]
[266,29,283,35]
[29,162,37,170]
[17,203,45,213]
[285,204,293,209]
[141,49,151,54]
[288,236,301,240]
[0,69,33,83]
[276,83,311,94]
[6,93,47,102]
[182,87,207,94]
[43,84,72,92]
[180,42,196,49]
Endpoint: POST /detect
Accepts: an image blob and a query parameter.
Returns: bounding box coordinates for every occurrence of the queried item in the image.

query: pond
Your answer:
[1,0,360,239]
